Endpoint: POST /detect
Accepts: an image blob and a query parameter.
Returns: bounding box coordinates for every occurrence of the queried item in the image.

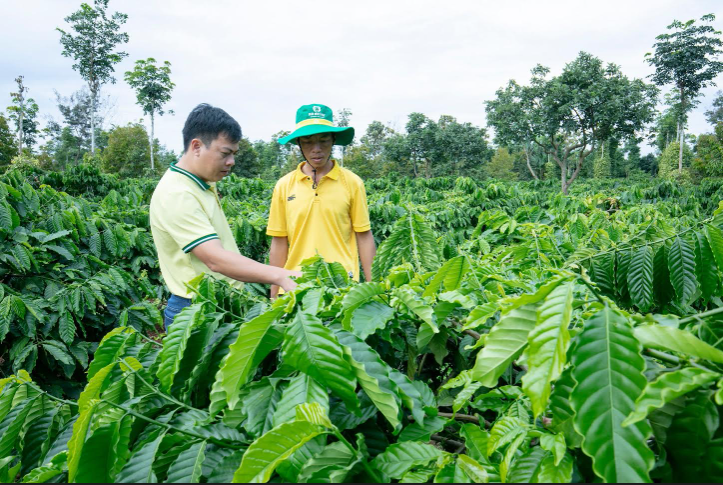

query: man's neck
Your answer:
[302,159,334,178]
[176,155,206,181]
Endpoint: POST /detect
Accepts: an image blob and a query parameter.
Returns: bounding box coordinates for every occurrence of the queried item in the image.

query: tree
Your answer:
[434,115,492,177]
[507,140,546,180]
[639,153,658,175]
[124,58,175,171]
[405,113,440,178]
[692,124,723,176]
[486,52,658,194]
[705,90,723,126]
[623,138,642,176]
[335,108,352,165]
[486,147,517,180]
[593,150,612,179]
[382,132,414,177]
[57,0,129,154]
[646,14,723,173]
[343,145,377,179]
[0,113,17,171]
[231,138,261,178]
[654,102,681,153]
[658,141,692,179]
[361,121,394,158]
[101,122,154,177]
[7,76,39,154]
[41,88,112,169]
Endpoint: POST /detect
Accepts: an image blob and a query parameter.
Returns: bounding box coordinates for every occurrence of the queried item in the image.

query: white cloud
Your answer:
[2,0,722,155]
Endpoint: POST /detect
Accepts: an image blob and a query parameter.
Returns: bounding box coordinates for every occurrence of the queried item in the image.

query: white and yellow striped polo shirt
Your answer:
[150,163,243,298]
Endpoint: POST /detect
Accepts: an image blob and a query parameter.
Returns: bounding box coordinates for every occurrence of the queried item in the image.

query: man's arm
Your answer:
[268,236,289,298]
[192,239,300,292]
[356,230,376,282]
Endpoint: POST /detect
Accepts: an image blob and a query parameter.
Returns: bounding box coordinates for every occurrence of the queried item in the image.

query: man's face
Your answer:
[192,134,238,182]
[299,133,334,170]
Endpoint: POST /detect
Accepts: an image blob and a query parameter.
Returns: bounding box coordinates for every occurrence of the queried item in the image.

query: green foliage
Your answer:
[658,141,692,179]
[4,168,723,482]
[647,14,723,175]
[372,208,441,279]
[0,113,16,170]
[647,14,723,113]
[487,147,517,180]
[124,58,174,118]
[593,152,612,179]
[124,57,175,170]
[694,126,723,177]
[0,168,161,394]
[486,51,658,194]
[101,123,158,177]
[7,76,39,151]
[570,306,655,482]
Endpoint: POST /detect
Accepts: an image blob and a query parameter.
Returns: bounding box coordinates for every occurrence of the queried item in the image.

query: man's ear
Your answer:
[191,139,203,155]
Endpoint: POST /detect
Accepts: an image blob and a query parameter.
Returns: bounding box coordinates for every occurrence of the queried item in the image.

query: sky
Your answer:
[2,0,723,155]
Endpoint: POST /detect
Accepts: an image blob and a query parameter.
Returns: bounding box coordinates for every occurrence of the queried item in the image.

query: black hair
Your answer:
[296,132,337,156]
[182,103,242,152]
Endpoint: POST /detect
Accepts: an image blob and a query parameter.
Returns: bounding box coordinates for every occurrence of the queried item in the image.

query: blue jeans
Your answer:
[164,295,192,330]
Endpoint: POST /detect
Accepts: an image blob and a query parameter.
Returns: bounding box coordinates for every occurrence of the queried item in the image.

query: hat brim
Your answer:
[278,125,354,146]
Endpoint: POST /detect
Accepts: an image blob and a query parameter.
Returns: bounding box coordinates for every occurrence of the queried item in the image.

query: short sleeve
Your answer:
[157,191,219,253]
[266,182,288,237]
[350,179,371,232]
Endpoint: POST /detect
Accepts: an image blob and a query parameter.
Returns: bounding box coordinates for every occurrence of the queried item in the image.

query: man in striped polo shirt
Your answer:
[150,104,301,328]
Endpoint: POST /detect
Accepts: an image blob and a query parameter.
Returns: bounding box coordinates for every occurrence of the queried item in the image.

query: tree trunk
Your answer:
[678,126,684,173]
[90,87,97,154]
[524,144,538,180]
[17,109,23,155]
[561,160,568,195]
[676,122,680,144]
[679,86,685,174]
[150,111,155,171]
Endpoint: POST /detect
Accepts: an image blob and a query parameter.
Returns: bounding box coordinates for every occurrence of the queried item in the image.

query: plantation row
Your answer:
[1,165,723,482]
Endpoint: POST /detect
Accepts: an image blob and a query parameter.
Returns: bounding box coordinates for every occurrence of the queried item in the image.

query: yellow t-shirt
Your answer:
[267,161,371,280]
[150,163,243,298]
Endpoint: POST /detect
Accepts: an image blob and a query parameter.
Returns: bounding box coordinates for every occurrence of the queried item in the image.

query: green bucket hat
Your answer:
[278,104,354,146]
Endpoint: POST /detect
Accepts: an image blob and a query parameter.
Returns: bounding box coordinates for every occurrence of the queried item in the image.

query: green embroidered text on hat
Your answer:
[278,104,354,146]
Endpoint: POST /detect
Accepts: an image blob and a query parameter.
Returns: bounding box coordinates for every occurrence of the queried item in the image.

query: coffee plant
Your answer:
[2,168,723,482]
[0,168,162,397]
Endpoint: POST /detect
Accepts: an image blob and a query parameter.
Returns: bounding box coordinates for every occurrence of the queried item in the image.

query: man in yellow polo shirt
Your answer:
[267,104,376,297]
[150,104,301,328]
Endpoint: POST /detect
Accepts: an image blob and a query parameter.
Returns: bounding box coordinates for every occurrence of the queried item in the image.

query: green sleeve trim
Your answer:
[183,233,219,253]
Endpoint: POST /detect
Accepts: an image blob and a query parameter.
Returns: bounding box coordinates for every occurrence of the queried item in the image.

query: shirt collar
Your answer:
[295,160,340,181]
[169,162,211,190]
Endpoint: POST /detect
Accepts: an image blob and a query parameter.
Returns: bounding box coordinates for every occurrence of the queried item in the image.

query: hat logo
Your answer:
[313,106,321,113]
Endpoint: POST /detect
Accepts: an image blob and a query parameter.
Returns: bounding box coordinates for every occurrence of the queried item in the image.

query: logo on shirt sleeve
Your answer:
[287,194,296,201]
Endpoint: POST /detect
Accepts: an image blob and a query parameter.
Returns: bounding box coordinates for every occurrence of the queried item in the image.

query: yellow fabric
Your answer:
[296,118,334,129]
[267,161,371,280]
[150,168,243,298]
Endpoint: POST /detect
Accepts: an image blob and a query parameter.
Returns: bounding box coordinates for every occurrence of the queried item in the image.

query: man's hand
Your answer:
[278,270,303,293]
[192,240,300,291]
